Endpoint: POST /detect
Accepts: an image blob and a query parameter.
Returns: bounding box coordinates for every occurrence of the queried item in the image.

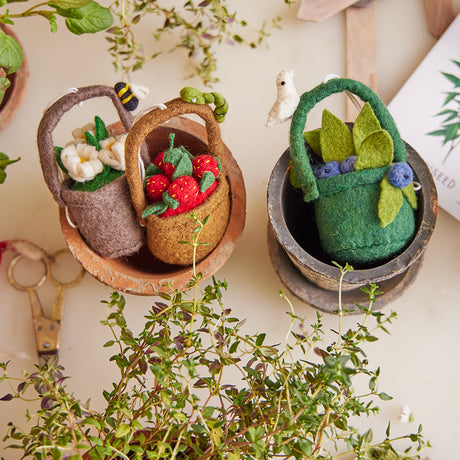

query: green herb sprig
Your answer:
[107,0,293,86]
[1,216,430,459]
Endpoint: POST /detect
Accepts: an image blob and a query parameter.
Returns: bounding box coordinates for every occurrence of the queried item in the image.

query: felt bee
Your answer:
[114,82,139,111]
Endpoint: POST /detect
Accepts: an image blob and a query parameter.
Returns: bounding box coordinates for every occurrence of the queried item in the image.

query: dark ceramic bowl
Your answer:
[267,142,437,293]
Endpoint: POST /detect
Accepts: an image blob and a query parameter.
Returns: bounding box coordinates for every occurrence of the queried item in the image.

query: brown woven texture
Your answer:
[125,98,231,265]
[37,85,146,259]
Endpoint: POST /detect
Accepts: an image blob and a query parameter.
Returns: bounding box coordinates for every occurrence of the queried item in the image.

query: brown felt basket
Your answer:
[125,99,231,266]
[37,85,147,259]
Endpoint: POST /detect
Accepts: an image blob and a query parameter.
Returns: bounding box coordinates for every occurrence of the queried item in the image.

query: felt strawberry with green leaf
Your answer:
[192,154,221,193]
[150,133,194,180]
[143,175,200,218]
[300,102,417,227]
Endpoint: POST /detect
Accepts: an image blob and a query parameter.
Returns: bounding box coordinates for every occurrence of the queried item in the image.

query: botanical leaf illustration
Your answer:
[427,60,460,164]
[352,102,381,152]
[378,177,403,227]
[320,110,354,163]
[354,130,394,171]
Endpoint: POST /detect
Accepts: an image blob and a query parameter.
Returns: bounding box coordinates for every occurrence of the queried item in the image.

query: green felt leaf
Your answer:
[320,109,354,163]
[54,148,68,174]
[48,0,91,9]
[142,202,168,218]
[199,171,216,193]
[171,152,193,180]
[378,177,403,227]
[354,129,393,171]
[94,116,108,141]
[65,1,113,35]
[402,182,417,209]
[163,191,179,210]
[85,131,100,150]
[353,102,381,152]
[0,30,23,74]
[144,163,161,180]
[303,129,321,155]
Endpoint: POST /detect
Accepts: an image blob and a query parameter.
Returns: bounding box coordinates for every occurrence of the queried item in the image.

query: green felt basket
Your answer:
[289,78,416,265]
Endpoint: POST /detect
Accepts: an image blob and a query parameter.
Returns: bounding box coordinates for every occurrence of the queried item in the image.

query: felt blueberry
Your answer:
[317,161,341,179]
[387,163,414,189]
[340,155,357,174]
[312,163,323,179]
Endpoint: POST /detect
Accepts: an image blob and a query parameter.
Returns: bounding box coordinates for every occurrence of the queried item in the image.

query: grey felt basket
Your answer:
[37,85,146,259]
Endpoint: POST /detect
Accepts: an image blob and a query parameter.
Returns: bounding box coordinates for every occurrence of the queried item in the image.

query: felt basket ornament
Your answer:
[37,85,146,259]
[125,97,231,266]
[289,78,418,266]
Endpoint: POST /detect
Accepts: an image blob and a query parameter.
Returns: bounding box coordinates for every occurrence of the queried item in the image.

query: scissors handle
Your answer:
[27,288,60,356]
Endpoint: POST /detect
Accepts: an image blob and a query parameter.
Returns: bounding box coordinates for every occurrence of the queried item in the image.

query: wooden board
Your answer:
[297,0,363,22]
[424,0,455,38]
[345,2,377,120]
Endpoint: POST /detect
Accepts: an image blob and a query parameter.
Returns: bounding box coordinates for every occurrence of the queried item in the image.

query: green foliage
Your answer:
[427,60,460,164]
[0,151,20,184]
[106,0,292,86]
[0,248,430,459]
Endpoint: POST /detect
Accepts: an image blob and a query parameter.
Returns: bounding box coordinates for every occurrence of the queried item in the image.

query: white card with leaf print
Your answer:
[388,14,460,222]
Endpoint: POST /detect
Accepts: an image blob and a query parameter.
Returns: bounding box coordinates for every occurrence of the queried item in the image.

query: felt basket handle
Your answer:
[289,78,407,202]
[124,97,226,225]
[37,85,136,207]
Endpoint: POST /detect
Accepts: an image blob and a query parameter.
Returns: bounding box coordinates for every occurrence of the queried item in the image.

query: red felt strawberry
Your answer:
[145,174,170,203]
[192,155,220,180]
[153,152,176,178]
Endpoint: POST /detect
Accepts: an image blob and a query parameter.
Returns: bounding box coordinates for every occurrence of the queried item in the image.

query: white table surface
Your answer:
[1,0,459,458]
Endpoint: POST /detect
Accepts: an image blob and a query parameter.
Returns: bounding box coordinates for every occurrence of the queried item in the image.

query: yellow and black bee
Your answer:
[114,82,139,111]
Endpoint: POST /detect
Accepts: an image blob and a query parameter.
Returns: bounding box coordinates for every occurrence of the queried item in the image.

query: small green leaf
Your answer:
[65,1,113,35]
[94,116,108,141]
[163,190,179,210]
[48,0,91,9]
[442,72,460,88]
[378,392,393,401]
[0,31,23,74]
[0,75,11,105]
[378,177,403,227]
[303,129,321,155]
[142,201,167,217]
[199,171,216,193]
[171,152,193,179]
[115,423,130,438]
[353,102,381,152]
[402,182,417,209]
[145,163,161,179]
[320,109,355,162]
[85,131,100,150]
[355,129,393,170]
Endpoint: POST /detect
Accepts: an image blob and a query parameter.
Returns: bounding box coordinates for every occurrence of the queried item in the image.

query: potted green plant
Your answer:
[0,217,430,459]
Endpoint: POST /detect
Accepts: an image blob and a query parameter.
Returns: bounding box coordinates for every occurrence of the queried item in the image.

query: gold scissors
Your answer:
[8,248,85,363]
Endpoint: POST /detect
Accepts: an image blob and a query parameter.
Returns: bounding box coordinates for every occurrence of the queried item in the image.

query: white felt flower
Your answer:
[61,143,103,183]
[71,122,96,143]
[98,134,127,171]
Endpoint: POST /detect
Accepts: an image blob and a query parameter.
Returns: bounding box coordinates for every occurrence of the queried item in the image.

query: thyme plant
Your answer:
[106,0,292,85]
[1,215,430,459]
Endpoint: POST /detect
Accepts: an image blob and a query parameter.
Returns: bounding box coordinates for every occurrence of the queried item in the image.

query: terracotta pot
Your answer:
[60,116,246,295]
[0,24,29,131]
[267,141,437,312]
